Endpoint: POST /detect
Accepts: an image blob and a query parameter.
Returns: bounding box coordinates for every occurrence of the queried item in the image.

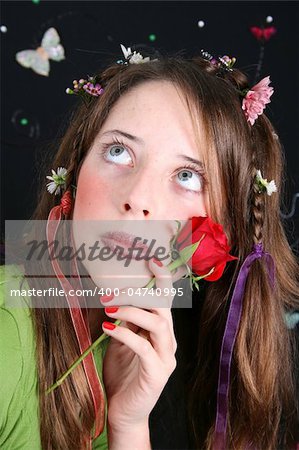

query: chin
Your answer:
[86,258,153,289]
[92,276,153,291]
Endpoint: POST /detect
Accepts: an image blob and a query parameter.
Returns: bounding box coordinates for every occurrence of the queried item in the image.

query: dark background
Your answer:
[1,0,299,254]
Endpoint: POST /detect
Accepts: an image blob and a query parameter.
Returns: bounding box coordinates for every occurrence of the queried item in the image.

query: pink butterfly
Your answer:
[250,26,277,42]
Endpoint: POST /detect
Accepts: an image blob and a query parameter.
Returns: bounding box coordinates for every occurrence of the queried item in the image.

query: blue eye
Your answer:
[99,138,206,194]
[104,144,133,165]
[176,166,204,193]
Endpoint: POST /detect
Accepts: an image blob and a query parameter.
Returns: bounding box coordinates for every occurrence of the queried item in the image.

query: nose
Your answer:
[124,202,150,217]
[121,172,155,218]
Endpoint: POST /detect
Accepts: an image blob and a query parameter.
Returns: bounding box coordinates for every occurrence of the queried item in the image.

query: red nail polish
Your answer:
[103,321,116,330]
[153,258,163,267]
[100,294,114,303]
[105,307,119,314]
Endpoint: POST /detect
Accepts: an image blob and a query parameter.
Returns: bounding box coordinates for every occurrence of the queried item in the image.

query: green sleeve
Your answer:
[0,265,41,449]
[0,265,110,450]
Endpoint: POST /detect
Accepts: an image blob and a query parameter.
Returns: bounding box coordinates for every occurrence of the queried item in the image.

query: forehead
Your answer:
[101,80,202,146]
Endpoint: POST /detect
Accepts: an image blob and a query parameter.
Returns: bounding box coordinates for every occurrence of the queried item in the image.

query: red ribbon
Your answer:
[46,191,105,445]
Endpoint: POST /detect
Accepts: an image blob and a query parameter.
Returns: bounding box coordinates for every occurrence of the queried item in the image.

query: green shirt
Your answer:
[0,264,110,449]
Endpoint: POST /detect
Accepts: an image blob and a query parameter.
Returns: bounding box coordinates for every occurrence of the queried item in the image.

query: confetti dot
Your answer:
[266,16,273,23]
[32,0,40,4]
[11,109,40,139]
[148,34,156,42]
[198,20,205,28]
[0,25,7,33]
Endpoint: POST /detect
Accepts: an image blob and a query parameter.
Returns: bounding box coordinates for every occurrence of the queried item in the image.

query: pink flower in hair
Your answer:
[242,76,274,125]
[83,82,104,97]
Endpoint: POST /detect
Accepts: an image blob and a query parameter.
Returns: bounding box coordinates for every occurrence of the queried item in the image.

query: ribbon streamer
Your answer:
[213,242,275,449]
[46,194,105,447]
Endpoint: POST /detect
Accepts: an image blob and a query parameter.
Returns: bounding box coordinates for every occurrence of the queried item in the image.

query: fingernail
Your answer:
[100,294,114,303]
[153,258,163,267]
[105,306,119,314]
[103,321,116,330]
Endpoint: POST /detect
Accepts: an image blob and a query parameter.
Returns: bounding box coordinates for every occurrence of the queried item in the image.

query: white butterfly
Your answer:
[120,44,155,64]
[16,27,65,77]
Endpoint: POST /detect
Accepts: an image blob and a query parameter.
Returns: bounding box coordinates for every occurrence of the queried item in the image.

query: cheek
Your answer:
[73,165,111,219]
[191,191,209,217]
[174,192,208,220]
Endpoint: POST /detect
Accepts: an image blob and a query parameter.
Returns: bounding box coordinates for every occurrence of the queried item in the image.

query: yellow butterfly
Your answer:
[16,27,65,76]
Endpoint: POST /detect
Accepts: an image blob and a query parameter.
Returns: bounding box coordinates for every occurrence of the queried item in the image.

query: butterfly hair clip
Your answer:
[200,49,236,72]
[117,44,158,65]
[16,27,65,77]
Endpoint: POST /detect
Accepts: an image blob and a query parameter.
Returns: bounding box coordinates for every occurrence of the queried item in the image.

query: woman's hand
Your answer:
[101,258,179,436]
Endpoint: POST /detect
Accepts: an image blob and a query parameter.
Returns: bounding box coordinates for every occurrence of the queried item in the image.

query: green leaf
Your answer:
[179,241,201,264]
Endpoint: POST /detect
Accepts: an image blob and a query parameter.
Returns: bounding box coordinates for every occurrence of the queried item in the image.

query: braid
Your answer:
[66,122,84,189]
[197,54,268,247]
[251,164,265,245]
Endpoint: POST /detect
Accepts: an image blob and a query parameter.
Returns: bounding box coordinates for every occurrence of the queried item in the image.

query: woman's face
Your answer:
[72,80,209,289]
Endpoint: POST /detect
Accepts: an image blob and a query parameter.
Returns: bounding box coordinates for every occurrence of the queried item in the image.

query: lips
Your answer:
[100,231,149,260]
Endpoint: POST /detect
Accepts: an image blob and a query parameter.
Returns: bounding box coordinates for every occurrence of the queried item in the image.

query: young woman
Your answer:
[1,45,298,450]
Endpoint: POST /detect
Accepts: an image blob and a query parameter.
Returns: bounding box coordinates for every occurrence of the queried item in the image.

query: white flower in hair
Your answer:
[46,167,67,195]
[266,180,277,196]
[120,44,152,64]
[255,169,277,196]
[120,44,133,60]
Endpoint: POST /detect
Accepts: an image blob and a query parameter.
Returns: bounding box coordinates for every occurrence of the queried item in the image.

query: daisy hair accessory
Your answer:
[46,215,105,444]
[213,169,277,449]
[255,169,277,196]
[45,174,104,442]
[241,76,274,125]
[117,43,158,65]
[65,43,156,105]
[46,167,67,195]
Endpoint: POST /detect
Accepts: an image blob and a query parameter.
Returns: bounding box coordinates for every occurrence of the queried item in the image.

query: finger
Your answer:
[101,321,163,375]
[104,306,177,359]
[148,257,175,311]
[99,259,178,354]
[99,290,164,309]
[98,259,181,310]
[146,258,177,352]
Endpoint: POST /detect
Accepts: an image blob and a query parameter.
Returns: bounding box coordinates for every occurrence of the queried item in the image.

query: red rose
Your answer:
[176,216,238,281]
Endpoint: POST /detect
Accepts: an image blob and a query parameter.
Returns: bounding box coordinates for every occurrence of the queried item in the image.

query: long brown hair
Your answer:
[28,55,299,449]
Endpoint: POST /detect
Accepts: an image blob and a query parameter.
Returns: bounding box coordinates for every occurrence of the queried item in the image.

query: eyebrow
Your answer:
[101,129,204,168]
[102,129,144,144]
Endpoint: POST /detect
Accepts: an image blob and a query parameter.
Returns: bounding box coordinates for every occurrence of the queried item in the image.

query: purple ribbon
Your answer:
[213,243,275,450]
